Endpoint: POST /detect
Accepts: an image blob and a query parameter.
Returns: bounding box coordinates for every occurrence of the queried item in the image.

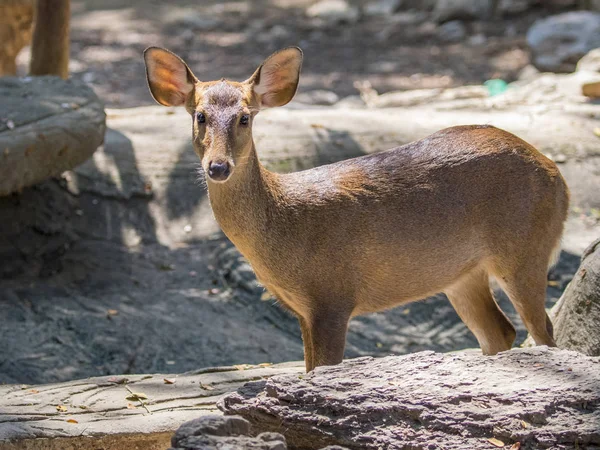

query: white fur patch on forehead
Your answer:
[204,81,243,107]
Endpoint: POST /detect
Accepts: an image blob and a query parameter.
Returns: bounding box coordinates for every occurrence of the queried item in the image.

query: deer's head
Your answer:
[144,47,303,183]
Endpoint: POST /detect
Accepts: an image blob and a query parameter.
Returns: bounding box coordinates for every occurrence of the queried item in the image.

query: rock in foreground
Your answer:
[169,415,288,450]
[220,348,600,449]
[170,415,350,450]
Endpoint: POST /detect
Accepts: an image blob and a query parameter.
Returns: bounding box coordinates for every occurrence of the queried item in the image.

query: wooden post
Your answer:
[29,0,70,79]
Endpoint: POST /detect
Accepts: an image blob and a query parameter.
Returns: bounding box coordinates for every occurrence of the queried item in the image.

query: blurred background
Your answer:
[9,0,600,107]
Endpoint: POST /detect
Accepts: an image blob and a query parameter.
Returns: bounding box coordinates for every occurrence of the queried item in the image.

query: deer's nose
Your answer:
[208,161,231,181]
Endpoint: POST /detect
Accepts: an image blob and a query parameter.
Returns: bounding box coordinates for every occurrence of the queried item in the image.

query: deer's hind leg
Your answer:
[444,268,516,355]
[492,265,556,348]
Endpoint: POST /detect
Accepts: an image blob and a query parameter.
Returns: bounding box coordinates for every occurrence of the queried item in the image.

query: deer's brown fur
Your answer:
[144,47,569,371]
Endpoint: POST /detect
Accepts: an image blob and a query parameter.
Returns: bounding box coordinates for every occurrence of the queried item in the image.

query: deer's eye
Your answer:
[196,112,206,124]
[240,114,250,125]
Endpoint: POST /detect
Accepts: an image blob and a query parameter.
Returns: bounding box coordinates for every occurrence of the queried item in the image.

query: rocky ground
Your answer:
[2,0,600,385]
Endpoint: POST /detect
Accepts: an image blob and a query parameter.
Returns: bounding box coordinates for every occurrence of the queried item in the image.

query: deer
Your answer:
[144,46,569,372]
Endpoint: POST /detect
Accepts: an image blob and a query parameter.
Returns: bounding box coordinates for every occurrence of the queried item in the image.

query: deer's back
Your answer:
[254,126,568,313]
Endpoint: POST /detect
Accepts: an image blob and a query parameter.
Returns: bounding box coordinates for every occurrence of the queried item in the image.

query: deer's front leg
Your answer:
[304,306,351,372]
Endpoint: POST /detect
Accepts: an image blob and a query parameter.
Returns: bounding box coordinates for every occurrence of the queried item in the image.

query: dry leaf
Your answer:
[163,378,176,385]
[107,309,119,316]
[594,127,600,138]
[126,403,136,409]
[200,383,215,391]
[520,420,529,429]
[402,308,410,315]
[258,362,272,367]
[487,437,504,447]
[310,123,325,128]
[125,392,148,401]
[29,389,39,394]
[56,405,68,412]
[234,364,252,371]
[547,280,560,287]
[260,292,272,301]
[66,419,78,424]
[510,443,521,450]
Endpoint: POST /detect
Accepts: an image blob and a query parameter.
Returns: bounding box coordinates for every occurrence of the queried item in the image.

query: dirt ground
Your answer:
[1,1,596,384]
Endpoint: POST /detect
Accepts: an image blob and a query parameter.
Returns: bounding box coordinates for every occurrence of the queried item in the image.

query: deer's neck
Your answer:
[206,145,279,255]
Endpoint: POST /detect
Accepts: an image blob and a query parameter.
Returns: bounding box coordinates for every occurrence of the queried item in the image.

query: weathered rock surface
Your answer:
[550,237,600,356]
[0,362,304,450]
[0,76,106,196]
[220,347,600,449]
[527,11,600,72]
[170,415,352,450]
[169,415,288,450]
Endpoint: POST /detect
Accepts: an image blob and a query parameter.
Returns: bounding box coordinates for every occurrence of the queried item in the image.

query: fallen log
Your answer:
[219,347,600,449]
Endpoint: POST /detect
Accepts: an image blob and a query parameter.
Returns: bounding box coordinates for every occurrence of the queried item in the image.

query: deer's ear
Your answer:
[247,47,303,108]
[144,47,197,107]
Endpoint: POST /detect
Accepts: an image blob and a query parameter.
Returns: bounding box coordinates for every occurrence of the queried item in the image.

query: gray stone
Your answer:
[527,11,600,72]
[294,89,340,106]
[0,362,304,449]
[333,95,366,109]
[169,415,351,450]
[432,0,495,22]
[577,47,600,72]
[305,0,360,24]
[169,415,288,450]
[549,238,600,356]
[467,33,486,46]
[498,0,532,15]
[437,20,467,42]
[220,348,600,449]
[0,76,106,196]
[364,0,402,17]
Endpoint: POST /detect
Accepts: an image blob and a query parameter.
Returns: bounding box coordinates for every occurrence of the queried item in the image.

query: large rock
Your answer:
[0,362,304,450]
[170,415,351,450]
[527,11,600,72]
[169,415,288,450]
[220,347,600,449]
[549,238,600,356]
[0,76,106,196]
